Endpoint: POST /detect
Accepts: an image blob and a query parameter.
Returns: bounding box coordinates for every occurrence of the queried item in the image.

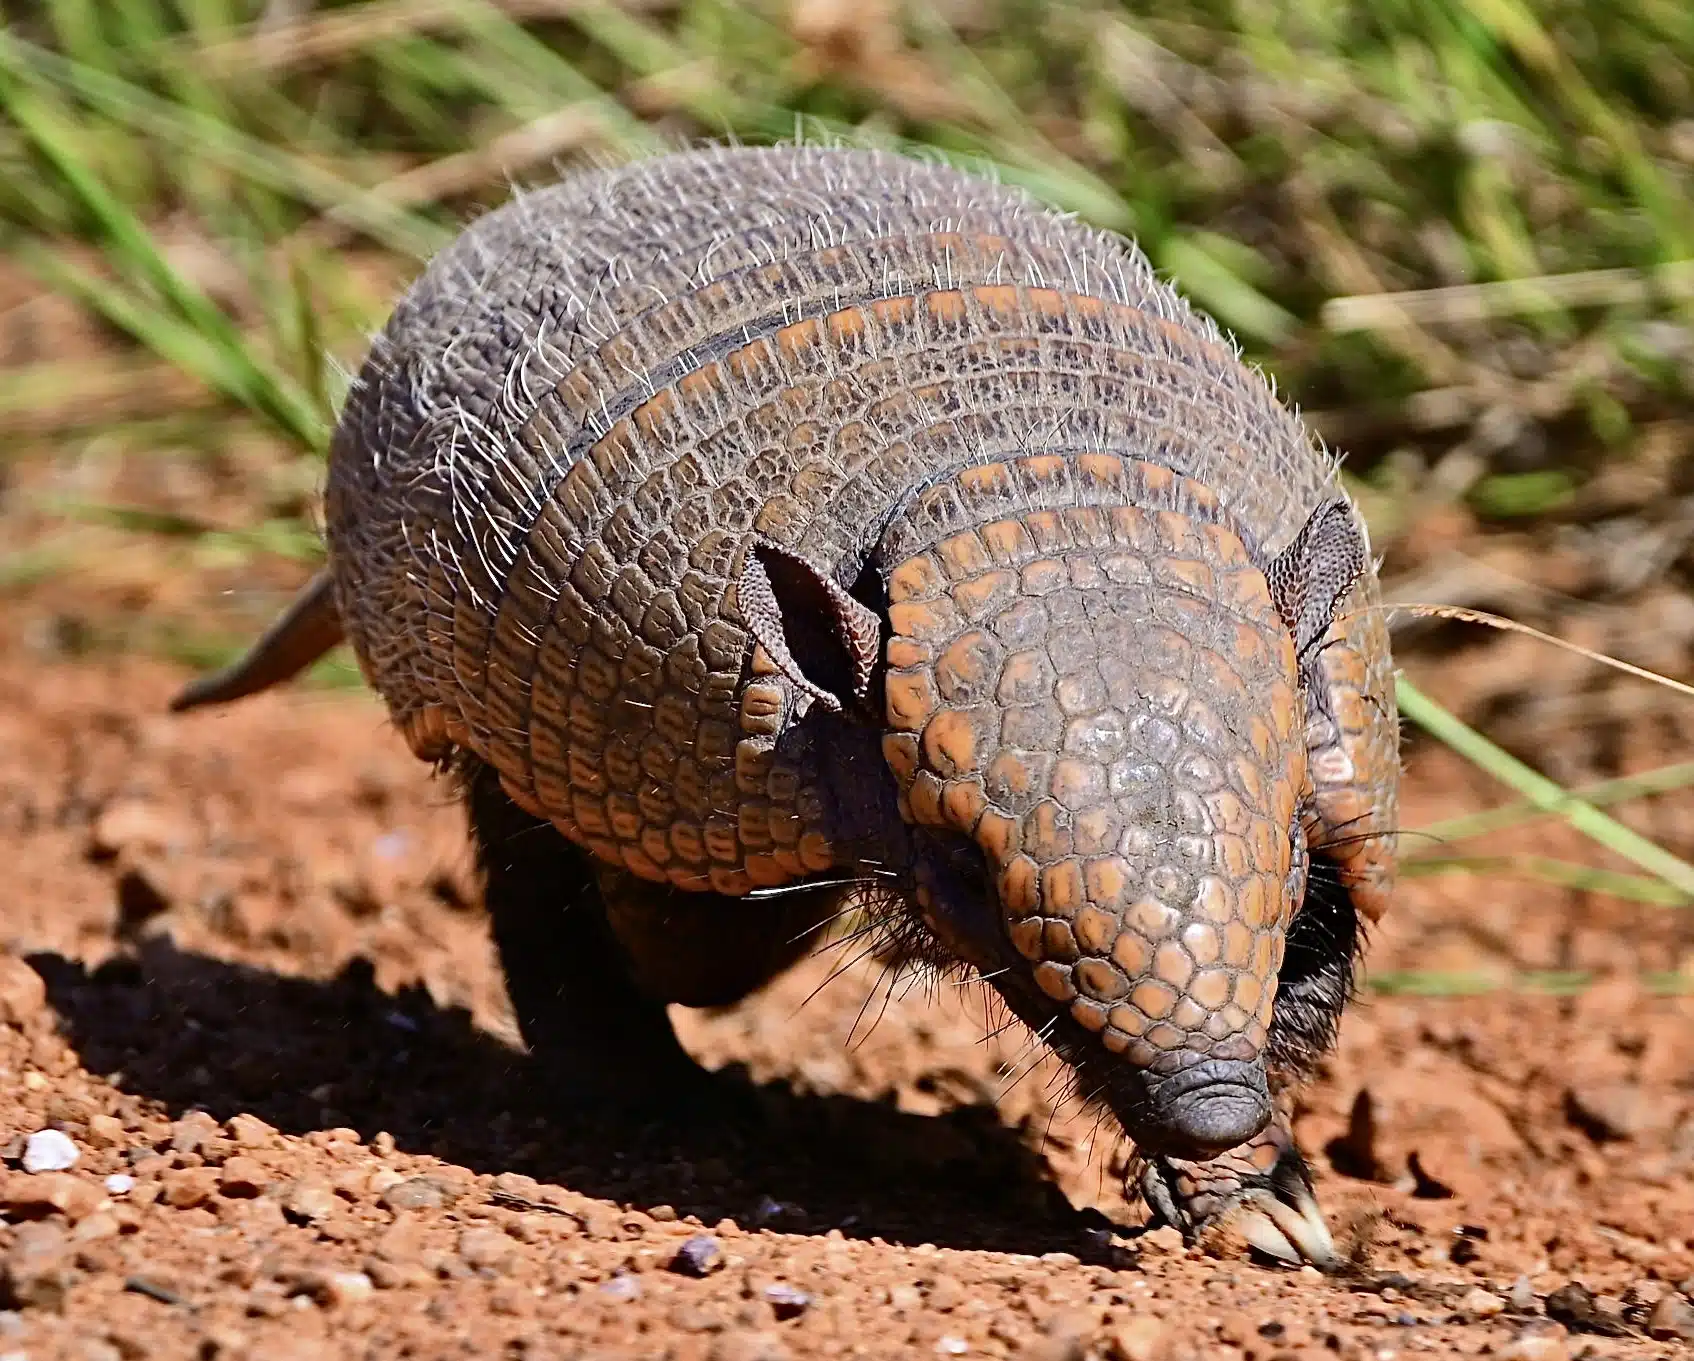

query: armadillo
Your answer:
[174,144,1399,1266]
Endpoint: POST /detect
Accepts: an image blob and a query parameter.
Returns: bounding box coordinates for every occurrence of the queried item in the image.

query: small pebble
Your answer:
[169,1113,218,1155]
[457,1227,515,1275]
[226,1115,277,1149]
[318,1272,374,1308]
[379,1176,450,1212]
[85,1116,126,1150]
[764,1283,811,1320]
[1499,1335,1569,1361]
[161,1168,217,1209]
[672,1234,725,1277]
[1105,1318,1166,1361]
[1460,1287,1506,1318]
[708,1331,791,1361]
[280,1179,337,1223]
[22,1130,79,1173]
[927,1274,965,1312]
[103,1174,134,1196]
[218,1157,267,1198]
[935,1339,969,1356]
[364,1258,428,1290]
[1508,1276,1538,1312]
[1543,1280,1628,1336]
[1647,1292,1694,1342]
[600,1274,641,1301]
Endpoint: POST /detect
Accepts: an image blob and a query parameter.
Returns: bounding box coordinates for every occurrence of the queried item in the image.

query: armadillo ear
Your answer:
[738,539,882,713]
[1265,499,1368,664]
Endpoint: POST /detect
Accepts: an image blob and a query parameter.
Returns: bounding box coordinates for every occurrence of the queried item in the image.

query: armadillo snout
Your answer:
[1132,1053,1273,1156]
[878,462,1314,1156]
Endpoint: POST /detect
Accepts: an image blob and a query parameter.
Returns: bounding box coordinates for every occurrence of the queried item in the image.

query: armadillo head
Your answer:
[868,455,1366,1160]
[735,453,1366,1161]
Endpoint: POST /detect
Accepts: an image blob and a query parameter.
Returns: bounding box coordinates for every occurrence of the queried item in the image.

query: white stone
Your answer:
[22,1129,79,1173]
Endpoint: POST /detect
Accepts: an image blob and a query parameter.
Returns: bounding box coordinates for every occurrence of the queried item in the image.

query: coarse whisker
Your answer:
[780,898,872,944]
[951,967,1009,988]
[805,915,889,962]
[790,935,890,1018]
[847,954,905,1052]
[743,876,868,904]
[1037,1091,1068,1155]
[993,1019,1057,1102]
[979,1008,1028,1046]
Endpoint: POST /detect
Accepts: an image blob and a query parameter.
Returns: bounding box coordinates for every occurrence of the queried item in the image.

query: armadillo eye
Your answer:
[909,828,1001,973]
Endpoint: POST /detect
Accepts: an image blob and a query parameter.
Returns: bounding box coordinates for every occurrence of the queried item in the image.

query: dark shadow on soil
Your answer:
[31,941,1112,1256]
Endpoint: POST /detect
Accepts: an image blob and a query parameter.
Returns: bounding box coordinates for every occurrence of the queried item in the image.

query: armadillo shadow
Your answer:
[29,941,1106,1255]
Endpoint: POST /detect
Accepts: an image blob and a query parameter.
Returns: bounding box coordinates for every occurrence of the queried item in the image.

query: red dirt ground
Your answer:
[0,575,1692,1359]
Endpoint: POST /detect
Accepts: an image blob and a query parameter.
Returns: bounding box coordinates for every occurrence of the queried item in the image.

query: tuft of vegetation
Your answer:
[4,0,1694,921]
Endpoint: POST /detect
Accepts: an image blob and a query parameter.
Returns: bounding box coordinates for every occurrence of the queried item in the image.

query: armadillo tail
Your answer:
[169,568,344,713]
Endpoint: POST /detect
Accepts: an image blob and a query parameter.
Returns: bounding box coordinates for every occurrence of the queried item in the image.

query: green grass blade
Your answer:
[1398,853,1688,906]
[4,235,327,454]
[1416,760,1694,845]
[0,32,449,259]
[1397,675,1694,901]
[1367,969,1690,997]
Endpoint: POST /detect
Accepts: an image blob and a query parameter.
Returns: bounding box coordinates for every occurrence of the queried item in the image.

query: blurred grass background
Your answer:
[4,0,1694,976]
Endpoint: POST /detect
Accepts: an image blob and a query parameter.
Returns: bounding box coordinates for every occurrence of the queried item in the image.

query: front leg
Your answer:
[463,757,704,1108]
[1139,1112,1337,1268]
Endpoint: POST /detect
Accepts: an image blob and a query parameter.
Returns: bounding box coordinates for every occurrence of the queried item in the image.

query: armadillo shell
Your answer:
[323,145,1397,913]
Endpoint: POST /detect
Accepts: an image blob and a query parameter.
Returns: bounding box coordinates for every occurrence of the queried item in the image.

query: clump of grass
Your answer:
[5,0,1694,934]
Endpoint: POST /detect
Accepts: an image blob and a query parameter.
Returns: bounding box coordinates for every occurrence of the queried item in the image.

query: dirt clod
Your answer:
[2,1222,74,1311]
[4,1171,102,1223]
[0,957,48,1027]
[455,1227,515,1275]
[1500,1332,1571,1361]
[88,801,186,862]
[363,1258,427,1290]
[1565,1084,1675,1142]
[707,1330,792,1361]
[1105,1317,1167,1361]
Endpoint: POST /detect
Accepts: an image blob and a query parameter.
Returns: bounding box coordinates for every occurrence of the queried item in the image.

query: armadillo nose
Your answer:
[1138,1055,1273,1158]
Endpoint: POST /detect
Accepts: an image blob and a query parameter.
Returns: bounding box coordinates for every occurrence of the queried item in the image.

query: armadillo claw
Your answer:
[1218,1184,1337,1269]
[1137,1127,1339,1271]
